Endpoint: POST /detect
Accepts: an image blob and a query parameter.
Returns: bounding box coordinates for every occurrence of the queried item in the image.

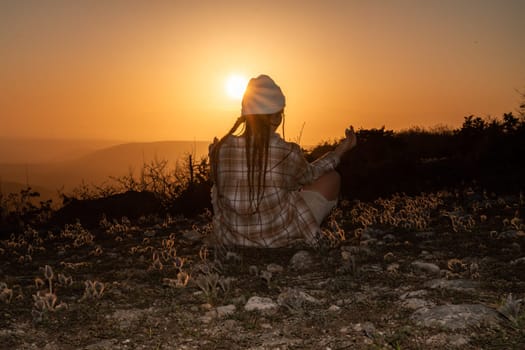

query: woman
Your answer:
[209,74,356,247]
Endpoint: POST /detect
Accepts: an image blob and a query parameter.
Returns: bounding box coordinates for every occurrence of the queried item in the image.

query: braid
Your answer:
[245,115,271,212]
[210,116,246,195]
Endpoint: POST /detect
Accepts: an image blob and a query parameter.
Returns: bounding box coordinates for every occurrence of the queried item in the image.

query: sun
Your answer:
[225,74,248,100]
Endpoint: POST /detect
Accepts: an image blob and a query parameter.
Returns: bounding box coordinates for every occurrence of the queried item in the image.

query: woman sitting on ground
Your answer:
[209,74,356,247]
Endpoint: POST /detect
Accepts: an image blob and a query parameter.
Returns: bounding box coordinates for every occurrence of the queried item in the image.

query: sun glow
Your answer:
[225,74,248,100]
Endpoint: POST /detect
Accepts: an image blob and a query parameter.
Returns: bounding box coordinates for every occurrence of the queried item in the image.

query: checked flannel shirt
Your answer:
[210,132,340,248]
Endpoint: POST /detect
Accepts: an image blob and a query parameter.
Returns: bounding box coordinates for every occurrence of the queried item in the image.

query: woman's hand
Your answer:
[334,126,357,157]
[344,126,357,149]
[209,137,219,154]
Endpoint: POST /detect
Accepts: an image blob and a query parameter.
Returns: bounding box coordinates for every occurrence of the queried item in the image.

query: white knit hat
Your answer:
[241,75,285,116]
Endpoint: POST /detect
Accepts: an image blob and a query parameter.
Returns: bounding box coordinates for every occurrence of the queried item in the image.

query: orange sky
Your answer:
[1,0,524,146]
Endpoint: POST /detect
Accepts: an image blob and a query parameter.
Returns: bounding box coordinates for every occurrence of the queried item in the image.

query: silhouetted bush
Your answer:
[62,153,211,225]
[50,190,163,228]
[167,155,212,217]
[332,113,525,200]
[0,187,53,235]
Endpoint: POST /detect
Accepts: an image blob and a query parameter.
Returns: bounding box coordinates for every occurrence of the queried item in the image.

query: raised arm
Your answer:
[334,126,357,158]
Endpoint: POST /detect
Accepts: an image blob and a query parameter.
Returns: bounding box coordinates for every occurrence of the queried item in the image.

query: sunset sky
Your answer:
[1,0,524,146]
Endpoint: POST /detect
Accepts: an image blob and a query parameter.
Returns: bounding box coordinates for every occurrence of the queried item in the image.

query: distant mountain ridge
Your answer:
[0,138,122,164]
[0,140,209,198]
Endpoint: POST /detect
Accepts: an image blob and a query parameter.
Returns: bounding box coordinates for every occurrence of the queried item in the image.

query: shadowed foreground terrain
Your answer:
[1,189,524,349]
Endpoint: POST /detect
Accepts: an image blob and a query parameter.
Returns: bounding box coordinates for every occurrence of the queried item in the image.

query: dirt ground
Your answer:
[1,191,524,349]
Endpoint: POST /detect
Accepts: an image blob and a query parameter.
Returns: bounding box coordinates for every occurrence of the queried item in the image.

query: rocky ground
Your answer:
[1,190,524,349]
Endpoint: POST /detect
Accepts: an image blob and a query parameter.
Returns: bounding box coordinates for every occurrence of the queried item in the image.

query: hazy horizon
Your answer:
[0,137,213,163]
[0,139,212,200]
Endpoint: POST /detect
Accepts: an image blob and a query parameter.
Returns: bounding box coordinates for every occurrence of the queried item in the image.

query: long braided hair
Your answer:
[210,111,285,212]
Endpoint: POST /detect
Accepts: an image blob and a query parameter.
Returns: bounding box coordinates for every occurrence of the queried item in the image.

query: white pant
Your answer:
[299,190,337,224]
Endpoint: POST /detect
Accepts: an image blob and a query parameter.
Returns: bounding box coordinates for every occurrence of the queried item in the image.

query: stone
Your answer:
[426,333,470,347]
[499,230,520,239]
[341,245,373,257]
[424,278,480,292]
[416,231,435,239]
[419,250,432,258]
[143,229,156,237]
[277,288,321,310]
[216,304,236,317]
[203,307,216,317]
[510,257,525,266]
[382,233,396,243]
[266,263,284,273]
[328,305,341,312]
[339,326,350,334]
[42,342,60,350]
[386,263,400,273]
[259,335,303,348]
[411,261,441,275]
[411,304,501,330]
[200,303,213,311]
[401,298,435,310]
[360,264,383,273]
[244,296,278,312]
[200,314,214,323]
[223,319,239,330]
[231,295,247,306]
[289,250,315,271]
[84,340,118,350]
[511,242,521,253]
[400,290,428,299]
[109,308,155,329]
[353,321,377,338]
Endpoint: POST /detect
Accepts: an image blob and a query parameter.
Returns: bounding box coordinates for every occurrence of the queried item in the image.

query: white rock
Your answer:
[411,304,501,330]
[266,263,284,273]
[426,333,470,347]
[277,288,321,310]
[400,290,428,300]
[84,340,118,350]
[244,296,278,312]
[204,309,217,318]
[200,303,213,311]
[216,304,236,317]
[386,263,400,273]
[401,298,435,310]
[424,278,480,292]
[339,326,350,334]
[411,261,441,275]
[510,256,525,266]
[200,315,214,323]
[289,250,315,271]
[328,305,341,312]
[353,321,377,337]
[360,264,383,273]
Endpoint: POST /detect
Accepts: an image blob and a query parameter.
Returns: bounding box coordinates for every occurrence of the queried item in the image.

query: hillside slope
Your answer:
[0,140,209,195]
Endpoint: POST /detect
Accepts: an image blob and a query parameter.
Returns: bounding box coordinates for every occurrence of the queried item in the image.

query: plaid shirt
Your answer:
[210,133,340,247]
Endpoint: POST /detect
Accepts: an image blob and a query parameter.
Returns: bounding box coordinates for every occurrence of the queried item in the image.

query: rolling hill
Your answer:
[0,140,209,199]
[0,138,121,164]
